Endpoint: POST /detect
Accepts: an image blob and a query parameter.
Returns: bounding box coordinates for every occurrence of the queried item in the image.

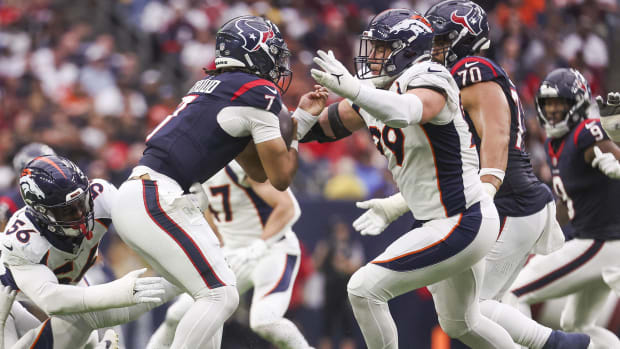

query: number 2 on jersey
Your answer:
[146,95,199,141]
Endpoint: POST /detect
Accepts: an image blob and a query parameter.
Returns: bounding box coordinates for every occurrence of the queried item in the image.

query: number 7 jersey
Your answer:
[1,179,117,286]
[450,56,553,218]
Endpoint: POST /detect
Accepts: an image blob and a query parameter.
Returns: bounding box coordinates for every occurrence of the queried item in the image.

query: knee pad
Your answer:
[346,265,390,302]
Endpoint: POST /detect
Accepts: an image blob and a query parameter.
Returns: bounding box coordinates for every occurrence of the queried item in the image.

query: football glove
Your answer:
[225,240,268,272]
[592,146,620,179]
[598,92,620,142]
[311,50,360,100]
[128,268,166,304]
[352,193,409,236]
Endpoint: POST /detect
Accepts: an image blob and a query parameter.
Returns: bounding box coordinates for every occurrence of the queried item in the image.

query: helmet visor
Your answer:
[274,47,292,94]
[45,190,94,237]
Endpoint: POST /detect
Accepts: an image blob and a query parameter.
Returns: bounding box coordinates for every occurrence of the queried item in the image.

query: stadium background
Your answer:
[0,0,619,348]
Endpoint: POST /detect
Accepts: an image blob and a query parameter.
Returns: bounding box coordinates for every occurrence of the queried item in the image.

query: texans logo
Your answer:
[235,18,275,52]
[450,7,484,35]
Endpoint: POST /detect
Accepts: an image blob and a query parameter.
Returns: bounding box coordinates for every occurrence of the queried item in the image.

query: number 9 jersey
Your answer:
[0,179,117,288]
[546,119,620,240]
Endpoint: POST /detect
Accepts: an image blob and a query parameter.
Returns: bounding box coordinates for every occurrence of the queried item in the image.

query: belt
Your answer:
[128,174,151,181]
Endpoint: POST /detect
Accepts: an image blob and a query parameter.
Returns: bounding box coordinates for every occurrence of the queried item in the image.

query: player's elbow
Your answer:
[270,177,291,191]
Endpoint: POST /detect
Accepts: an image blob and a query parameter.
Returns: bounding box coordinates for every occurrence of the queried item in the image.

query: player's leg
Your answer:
[347,199,511,348]
[10,317,91,349]
[112,176,238,349]
[561,279,620,348]
[147,293,194,349]
[249,249,312,349]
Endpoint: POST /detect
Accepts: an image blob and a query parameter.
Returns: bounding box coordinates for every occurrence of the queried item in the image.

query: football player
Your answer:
[299,9,517,349]
[111,15,327,349]
[507,68,620,348]
[147,161,312,349]
[0,143,56,231]
[0,155,178,348]
[421,1,589,348]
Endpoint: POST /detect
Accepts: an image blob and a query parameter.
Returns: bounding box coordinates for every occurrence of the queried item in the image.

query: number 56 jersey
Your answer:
[1,179,117,287]
[357,61,484,221]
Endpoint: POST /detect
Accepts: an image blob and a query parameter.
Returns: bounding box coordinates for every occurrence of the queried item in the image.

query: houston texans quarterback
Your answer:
[147,161,312,349]
[508,68,620,348]
[298,9,518,348]
[0,155,177,348]
[111,15,327,349]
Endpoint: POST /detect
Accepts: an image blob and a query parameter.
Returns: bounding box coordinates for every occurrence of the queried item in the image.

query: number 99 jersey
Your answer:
[450,56,553,218]
[546,119,620,240]
[0,179,117,287]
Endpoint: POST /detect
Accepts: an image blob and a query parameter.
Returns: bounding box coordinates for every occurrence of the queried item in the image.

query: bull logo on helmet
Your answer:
[19,174,46,203]
[235,17,275,52]
[450,6,484,35]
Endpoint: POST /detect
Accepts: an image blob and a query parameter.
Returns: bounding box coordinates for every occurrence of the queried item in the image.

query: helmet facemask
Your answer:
[33,188,95,238]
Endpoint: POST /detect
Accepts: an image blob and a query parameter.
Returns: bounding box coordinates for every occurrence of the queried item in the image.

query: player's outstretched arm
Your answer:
[311,49,446,127]
[598,92,620,142]
[11,264,165,315]
[460,81,511,196]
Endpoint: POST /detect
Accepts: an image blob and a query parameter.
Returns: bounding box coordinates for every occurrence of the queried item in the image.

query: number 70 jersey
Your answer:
[356,61,484,221]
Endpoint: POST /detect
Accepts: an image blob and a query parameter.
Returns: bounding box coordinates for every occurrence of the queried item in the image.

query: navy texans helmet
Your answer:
[12,143,56,174]
[214,15,292,93]
[425,0,490,66]
[536,68,591,139]
[19,155,94,238]
[354,9,434,88]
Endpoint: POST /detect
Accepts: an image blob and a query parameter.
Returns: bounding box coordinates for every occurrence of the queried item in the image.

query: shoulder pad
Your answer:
[228,75,283,115]
[90,179,118,220]
[1,210,49,266]
[395,61,460,114]
[450,56,504,89]
[573,119,608,150]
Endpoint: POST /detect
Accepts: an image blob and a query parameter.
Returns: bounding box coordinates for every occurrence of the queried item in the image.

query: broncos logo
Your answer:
[450,6,484,35]
[20,175,46,202]
[234,17,275,52]
[389,18,433,37]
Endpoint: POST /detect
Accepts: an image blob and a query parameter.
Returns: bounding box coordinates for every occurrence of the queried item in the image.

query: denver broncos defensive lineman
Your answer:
[508,68,620,348]
[300,9,517,348]
[111,15,327,349]
[0,156,174,348]
[147,161,311,349]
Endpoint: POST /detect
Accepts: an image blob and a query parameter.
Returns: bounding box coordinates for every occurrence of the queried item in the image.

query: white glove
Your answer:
[0,285,16,325]
[122,268,166,304]
[311,50,361,100]
[352,193,409,236]
[592,146,620,179]
[225,240,268,272]
[598,92,620,142]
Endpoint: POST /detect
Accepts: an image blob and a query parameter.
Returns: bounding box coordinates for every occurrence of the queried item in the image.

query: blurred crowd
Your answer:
[0,0,618,198]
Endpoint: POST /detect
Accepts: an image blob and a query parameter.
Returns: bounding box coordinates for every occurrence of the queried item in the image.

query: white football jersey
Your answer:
[357,61,484,220]
[1,179,117,285]
[202,161,300,249]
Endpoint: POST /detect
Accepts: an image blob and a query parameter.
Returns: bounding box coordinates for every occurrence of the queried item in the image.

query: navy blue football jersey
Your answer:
[450,56,553,217]
[140,72,283,192]
[546,119,620,240]
[0,188,24,224]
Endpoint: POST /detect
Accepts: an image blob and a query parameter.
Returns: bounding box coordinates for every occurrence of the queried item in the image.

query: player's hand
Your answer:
[597,92,620,142]
[0,285,16,325]
[352,194,409,236]
[311,50,360,100]
[592,146,620,179]
[225,240,268,271]
[298,85,329,116]
[122,268,166,304]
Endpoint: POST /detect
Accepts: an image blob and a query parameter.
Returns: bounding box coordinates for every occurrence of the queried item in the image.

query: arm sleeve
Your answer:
[217,106,282,144]
[11,264,136,315]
